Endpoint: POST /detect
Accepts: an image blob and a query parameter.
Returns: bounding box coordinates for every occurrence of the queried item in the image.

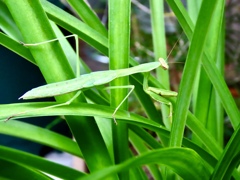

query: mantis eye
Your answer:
[159,58,169,70]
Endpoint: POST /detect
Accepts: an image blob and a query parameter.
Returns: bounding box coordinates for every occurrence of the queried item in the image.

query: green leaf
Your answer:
[0,146,85,179]
[0,120,81,157]
[0,102,218,169]
[79,148,211,180]
[0,158,50,180]
[0,32,35,64]
[211,124,240,179]
[109,1,131,179]
[66,0,108,37]
[0,1,23,40]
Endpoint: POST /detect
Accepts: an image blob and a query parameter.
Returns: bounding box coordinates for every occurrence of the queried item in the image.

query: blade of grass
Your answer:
[0,32,35,64]
[129,130,162,180]
[186,0,202,23]
[79,148,211,180]
[166,0,240,131]
[187,0,201,116]
[0,120,81,157]
[192,0,225,147]
[0,158,50,180]
[50,21,91,75]
[211,124,240,179]
[149,0,172,136]
[42,0,109,55]
[0,102,219,161]
[66,0,108,37]
[168,0,225,147]
[129,166,149,180]
[0,145,85,179]
[223,153,240,180]
[206,26,225,147]
[149,0,169,88]
[0,102,220,169]
[0,1,23,40]
[109,0,131,179]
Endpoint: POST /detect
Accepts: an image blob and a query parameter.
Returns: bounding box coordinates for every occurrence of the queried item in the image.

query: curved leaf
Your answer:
[211,124,240,179]
[0,120,81,157]
[0,145,85,179]
[170,0,222,146]
[80,148,211,180]
[0,102,218,168]
[0,32,35,64]
[0,158,51,180]
[0,158,50,180]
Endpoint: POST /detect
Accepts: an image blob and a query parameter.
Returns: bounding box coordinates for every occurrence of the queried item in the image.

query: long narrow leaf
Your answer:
[0,158,50,180]
[66,0,107,37]
[0,102,220,164]
[0,120,81,157]
[166,0,240,131]
[80,148,211,180]
[169,0,229,146]
[211,124,240,179]
[0,146,85,179]
[109,1,131,179]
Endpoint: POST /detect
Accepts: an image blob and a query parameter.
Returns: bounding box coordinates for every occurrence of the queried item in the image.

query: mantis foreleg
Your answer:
[143,72,177,124]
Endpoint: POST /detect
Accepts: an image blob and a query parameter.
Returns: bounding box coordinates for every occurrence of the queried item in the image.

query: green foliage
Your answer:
[0,0,239,179]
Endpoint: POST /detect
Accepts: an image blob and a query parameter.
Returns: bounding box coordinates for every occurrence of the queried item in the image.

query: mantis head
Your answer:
[159,58,169,70]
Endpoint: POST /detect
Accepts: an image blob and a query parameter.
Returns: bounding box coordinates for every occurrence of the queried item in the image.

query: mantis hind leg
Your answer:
[104,85,134,124]
[6,91,82,122]
[20,34,80,77]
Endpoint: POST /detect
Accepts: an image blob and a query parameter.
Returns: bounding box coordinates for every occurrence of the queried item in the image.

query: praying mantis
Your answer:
[8,35,178,124]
